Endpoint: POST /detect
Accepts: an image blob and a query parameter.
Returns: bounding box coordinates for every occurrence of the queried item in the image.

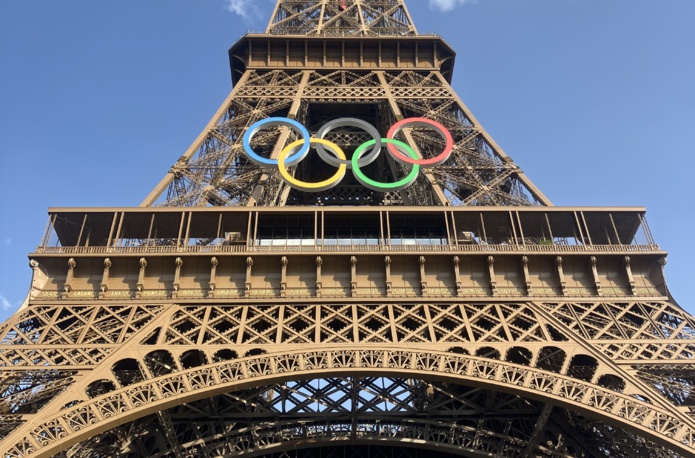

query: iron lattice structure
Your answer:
[1,1,694,457]
[141,0,550,208]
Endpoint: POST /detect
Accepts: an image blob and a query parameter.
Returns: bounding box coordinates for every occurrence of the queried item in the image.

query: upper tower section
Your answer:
[143,0,549,207]
[228,0,455,85]
[267,0,417,36]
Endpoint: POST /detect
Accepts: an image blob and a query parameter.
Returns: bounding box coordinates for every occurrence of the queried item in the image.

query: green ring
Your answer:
[351,139,420,191]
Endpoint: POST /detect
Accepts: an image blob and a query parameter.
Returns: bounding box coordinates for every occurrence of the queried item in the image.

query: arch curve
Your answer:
[5,348,694,458]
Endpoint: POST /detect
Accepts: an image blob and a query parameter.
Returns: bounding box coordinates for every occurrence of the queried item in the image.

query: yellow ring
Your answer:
[278,138,347,192]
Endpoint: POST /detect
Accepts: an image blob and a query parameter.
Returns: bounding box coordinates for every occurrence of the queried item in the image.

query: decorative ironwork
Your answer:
[1,1,693,457]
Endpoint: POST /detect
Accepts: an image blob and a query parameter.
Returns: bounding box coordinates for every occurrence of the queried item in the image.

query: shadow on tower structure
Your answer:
[1,1,694,457]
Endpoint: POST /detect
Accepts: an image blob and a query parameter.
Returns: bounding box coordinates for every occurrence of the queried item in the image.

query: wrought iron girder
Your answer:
[147,64,549,207]
[139,418,578,458]
[268,1,416,37]
[5,348,694,457]
[540,301,695,361]
[308,70,381,88]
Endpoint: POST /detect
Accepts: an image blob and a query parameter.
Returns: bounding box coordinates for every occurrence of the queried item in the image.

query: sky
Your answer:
[0,0,694,321]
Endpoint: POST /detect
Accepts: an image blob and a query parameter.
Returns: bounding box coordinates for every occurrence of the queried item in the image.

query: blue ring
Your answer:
[242,117,311,167]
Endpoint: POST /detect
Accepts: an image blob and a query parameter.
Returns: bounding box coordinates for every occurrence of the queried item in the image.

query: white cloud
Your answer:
[428,0,478,12]
[0,293,11,311]
[225,0,264,20]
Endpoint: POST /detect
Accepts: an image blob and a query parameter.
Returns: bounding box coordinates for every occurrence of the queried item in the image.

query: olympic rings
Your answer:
[352,139,420,192]
[278,138,347,192]
[386,117,454,167]
[241,116,453,193]
[243,117,310,167]
[316,118,381,169]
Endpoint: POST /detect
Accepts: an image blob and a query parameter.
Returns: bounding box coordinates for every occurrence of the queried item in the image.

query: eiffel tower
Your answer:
[1,1,694,457]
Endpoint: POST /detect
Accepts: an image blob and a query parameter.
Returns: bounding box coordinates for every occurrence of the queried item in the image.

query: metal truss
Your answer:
[267,0,417,36]
[2,1,694,457]
[1,300,694,456]
[142,69,550,207]
[53,378,679,458]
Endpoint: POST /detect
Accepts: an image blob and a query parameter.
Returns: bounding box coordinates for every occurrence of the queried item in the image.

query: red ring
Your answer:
[386,117,454,167]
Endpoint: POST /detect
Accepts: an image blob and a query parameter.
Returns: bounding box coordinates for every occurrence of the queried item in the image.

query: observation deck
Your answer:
[29,206,667,302]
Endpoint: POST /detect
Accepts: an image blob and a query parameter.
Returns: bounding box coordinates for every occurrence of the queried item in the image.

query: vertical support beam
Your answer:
[487,256,496,296]
[656,257,668,294]
[209,257,218,298]
[515,211,526,246]
[351,303,359,343]
[236,306,248,346]
[450,211,459,245]
[384,256,392,296]
[315,256,323,298]
[379,211,385,245]
[314,305,321,344]
[418,256,427,295]
[480,213,488,244]
[609,213,621,245]
[387,304,398,342]
[183,211,193,247]
[75,214,88,247]
[385,211,391,245]
[99,258,111,299]
[280,256,288,298]
[253,211,259,247]
[624,256,636,296]
[350,256,357,296]
[176,212,186,249]
[556,256,566,296]
[314,211,319,248]
[146,214,156,246]
[247,211,254,248]
[509,211,520,245]
[113,212,125,247]
[544,212,555,243]
[521,256,532,296]
[590,256,602,296]
[423,305,437,343]
[317,0,327,34]
[245,256,253,298]
[64,258,76,293]
[215,213,223,243]
[574,212,593,245]
[452,256,462,296]
[172,257,183,298]
[275,305,285,345]
[196,307,213,347]
[136,257,147,299]
[356,3,367,35]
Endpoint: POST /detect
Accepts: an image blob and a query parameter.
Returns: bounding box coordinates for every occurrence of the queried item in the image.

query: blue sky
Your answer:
[0,0,693,320]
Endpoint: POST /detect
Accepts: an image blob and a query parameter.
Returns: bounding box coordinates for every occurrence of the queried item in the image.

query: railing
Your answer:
[35,243,662,256]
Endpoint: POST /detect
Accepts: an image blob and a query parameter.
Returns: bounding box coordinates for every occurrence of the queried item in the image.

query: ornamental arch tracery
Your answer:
[6,348,695,457]
[180,349,207,369]
[144,350,178,377]
[111,358,145,387]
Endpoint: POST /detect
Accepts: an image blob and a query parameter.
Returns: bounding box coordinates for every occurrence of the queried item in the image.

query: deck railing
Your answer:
[36,243,661,256]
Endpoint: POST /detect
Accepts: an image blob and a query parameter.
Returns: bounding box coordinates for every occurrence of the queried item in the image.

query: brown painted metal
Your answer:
[1,1,694,457]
